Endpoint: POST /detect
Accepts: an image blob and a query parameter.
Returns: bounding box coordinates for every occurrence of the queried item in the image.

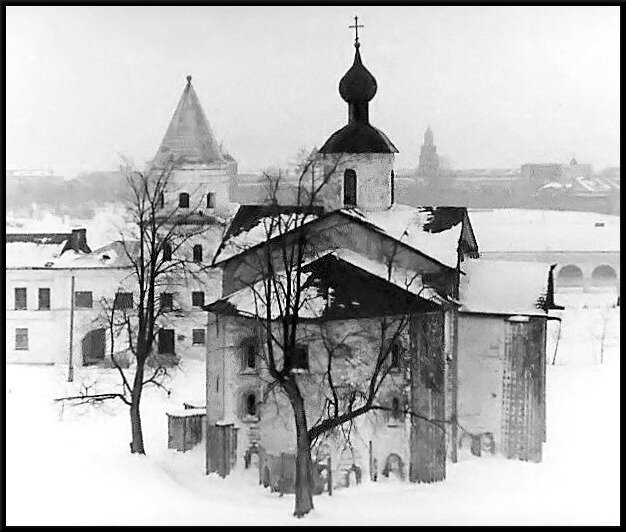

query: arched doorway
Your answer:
[82,328,106,366]
[557,264,584,287]
[343,169,357,206]
[382,453,404,481]
[591,265,617,285]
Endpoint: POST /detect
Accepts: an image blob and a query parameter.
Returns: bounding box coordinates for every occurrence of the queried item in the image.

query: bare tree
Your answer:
[217,155,454,516]
[56,160,225,454]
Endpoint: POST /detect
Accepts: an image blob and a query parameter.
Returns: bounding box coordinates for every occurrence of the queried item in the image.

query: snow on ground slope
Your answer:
[6,294,620,525]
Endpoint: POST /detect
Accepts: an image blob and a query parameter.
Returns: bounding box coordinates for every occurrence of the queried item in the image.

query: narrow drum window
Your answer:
[159,192,165,209]
[207,192,215,208]
[162,242,172,261]
[343,169,357,206]
[245,393,257,416]
[193,245,203,263]
[179,192,190,208]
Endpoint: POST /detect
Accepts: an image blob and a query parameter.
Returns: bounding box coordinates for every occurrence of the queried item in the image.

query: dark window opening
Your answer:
[292,344,309,371]
[162,242,172,261]
[244,341,257,369]
[114,292,133,310]
[158,329,175,354]
[193,245,203,263]
[192,291,205,307]
[245,393,257,417]
[207,192,215,208]
[179,192,190,208]
[192,329,206,345]
[15,328,29,351]
[343,169,357,206]
[38,288,51,310]
[75,291,93,309]
[390,341,402,368]
[159,192,165,209]
[14,288,27,310]
[160,292,173,311]
[390,170,395,205]
[391,397,402,420]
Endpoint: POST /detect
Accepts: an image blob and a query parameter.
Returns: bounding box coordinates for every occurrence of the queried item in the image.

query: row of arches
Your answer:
[558,264,618,286]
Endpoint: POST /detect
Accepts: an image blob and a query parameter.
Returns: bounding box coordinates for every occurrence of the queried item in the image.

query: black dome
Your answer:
[338,47,377,103]
[319,122,398,154]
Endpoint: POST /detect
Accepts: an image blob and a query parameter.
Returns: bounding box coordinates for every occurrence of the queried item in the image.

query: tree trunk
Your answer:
[292,395,314,518]
[129,359,146,454]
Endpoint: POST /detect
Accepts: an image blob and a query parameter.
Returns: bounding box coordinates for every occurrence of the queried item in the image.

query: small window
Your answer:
[158,329,175,354]
[162,242,172,261]
[391,397,402,420]
[38,288,51,310]
[15,328,29,350]
[390,170,395,205]
[292,344,309,371]
[75,291,93,309]
[14,288,27,310]
[390,341,402,369]
[343,169,357,206]
[207,192,215,208]
[192,329,206,345]
[193,245,203,263]
[245,342,258,369]
[179,192,190,208]
[159,192,165,209]
[245,393,257,417]
[114,292,133,310]
[160,292,173,311]
[191,291,205,307]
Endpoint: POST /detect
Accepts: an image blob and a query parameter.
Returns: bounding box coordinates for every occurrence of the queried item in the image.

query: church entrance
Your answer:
[82,328,106,366]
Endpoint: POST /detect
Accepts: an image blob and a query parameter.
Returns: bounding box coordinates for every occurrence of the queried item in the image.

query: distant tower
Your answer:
[418,126,439,181]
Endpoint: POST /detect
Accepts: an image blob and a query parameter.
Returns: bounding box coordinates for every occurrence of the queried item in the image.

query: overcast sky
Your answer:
[6,6,620,177]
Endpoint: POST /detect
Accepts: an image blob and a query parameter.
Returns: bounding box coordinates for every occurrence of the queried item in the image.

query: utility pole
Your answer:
[68,273,75,382]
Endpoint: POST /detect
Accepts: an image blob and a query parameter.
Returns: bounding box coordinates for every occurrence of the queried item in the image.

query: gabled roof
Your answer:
[152,77,225,167]
[212,204,478,269]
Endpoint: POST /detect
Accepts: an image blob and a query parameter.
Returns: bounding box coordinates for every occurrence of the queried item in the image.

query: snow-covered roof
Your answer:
[468,209,620,253]
[214,203,471,269]
[459,259,551,317]
[5,240,69,268]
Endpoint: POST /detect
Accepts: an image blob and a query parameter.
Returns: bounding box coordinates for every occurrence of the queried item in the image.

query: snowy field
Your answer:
[5,291,620,525]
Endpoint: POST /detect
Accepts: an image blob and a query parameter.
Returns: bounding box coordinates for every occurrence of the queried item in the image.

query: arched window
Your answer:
[245,392,257,417]
[558,264,584,286]
[193,244,203,263]
[591,264,617,284]
[179,192,190,208]
[162,242,172,261]
[207,192,215,208]
[343,169,357,206]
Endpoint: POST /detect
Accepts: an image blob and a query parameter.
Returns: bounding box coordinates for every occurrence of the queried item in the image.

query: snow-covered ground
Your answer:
[6,291,620,525]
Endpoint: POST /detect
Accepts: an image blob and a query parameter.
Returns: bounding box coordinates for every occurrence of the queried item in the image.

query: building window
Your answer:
[75,291,93,309]
[159,192,165,209]
[14,288,27,310]
[390,170,395,205]
[114,292,133,310]
[162,242,172,261]
[193,245,203,263]
[389,341,402,369]
[192,329,206,345]
[15,328,29,350]
[191,291,205,307]
[158,329,175,354]
[242,339,258,370]
[160,292,173,311]
[391,396,402,420]
[245,392,257,417]
[292,344,309,371]
[207,192,215,208]
[38,288,51,310]
[343,169,357,206]
[179,192,190,208]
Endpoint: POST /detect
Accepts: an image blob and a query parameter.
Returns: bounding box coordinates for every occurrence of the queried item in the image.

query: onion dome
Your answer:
[338,45,378,103]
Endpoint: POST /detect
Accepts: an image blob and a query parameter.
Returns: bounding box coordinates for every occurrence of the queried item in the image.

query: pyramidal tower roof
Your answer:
[152,75,225,167]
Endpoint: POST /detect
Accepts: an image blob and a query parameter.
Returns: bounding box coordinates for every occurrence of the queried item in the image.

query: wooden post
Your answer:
[327,456,332,496]
[67,274,76,382]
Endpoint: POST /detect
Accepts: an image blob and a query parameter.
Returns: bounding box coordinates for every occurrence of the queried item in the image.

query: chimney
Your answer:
[61,228,92,255]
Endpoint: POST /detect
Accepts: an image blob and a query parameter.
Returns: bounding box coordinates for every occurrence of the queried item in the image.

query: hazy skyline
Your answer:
[6,6,620,177]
